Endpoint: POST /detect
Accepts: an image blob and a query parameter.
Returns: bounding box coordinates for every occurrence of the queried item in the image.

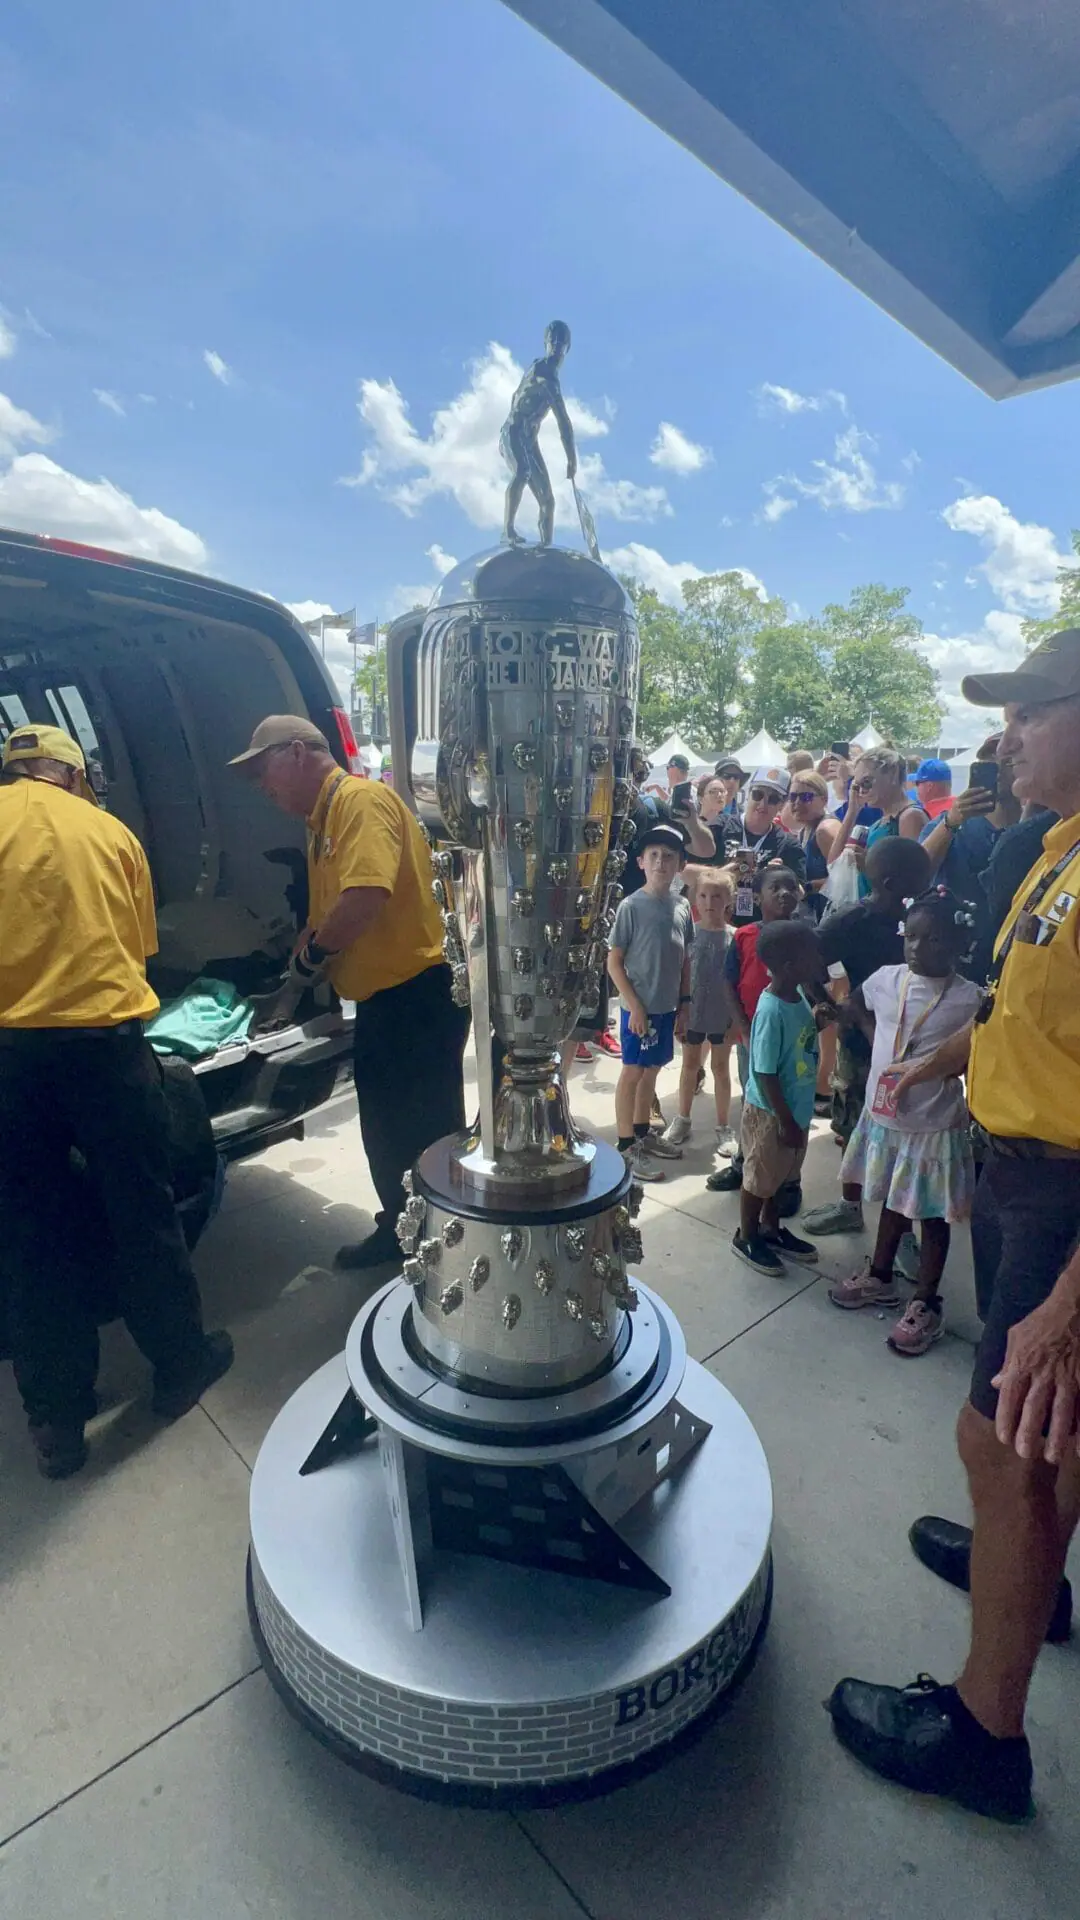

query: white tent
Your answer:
[851,720,885,751]
[643,730,712,791]
[729,725,788,771]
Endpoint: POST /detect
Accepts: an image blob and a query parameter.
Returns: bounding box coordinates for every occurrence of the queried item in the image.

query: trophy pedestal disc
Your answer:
[247,1338,772,1807]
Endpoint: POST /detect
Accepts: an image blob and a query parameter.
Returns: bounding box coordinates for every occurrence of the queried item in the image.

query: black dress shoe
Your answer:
[910,1515,1072,1644]
[152,1330,234,1419]
[828,1673,1034,1823]
[334,1233,399,1271]
[30,1422,88,1480]
[706,1163,742,1192]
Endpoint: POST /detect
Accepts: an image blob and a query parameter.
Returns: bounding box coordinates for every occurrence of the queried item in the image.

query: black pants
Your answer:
[0,1025,208,1427]
[353,965,470,1236]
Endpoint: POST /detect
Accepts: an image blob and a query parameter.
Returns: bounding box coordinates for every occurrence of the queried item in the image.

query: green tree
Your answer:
[623,580,698,750]
[745,622,832,746]
[678,573,786,752]
[354,631,389,739]
[1021,529,1079,646]
[814,584,942,747]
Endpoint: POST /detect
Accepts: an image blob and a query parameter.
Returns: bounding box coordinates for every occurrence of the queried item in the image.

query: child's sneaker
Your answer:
[646,1131,683,1159]
[732,1230,785,1275]
[888,1296,944,1355]
[895,1230,921,1283]
[828,1260,901,1310]
[597,1029,621,1057]
[663,1114,692,1147]
[763,1226,819,1266]
[714,1123,738,1157]
[802,1198,864,1235]
[574,1042,594,1061]
[622,1140,666,1182]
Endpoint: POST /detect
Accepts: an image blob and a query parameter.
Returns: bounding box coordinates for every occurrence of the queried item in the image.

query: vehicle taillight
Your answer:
[331,707,363,776]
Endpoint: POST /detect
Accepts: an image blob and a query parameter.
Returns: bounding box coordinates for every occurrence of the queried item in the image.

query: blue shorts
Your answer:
[619,1008,676,1068]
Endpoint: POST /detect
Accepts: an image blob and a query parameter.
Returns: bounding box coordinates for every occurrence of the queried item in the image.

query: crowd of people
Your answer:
[4,626,1080,1827]
[603,626,1080,1822]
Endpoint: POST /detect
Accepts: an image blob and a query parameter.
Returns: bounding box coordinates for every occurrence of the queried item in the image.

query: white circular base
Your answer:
[248,1353,773,1804]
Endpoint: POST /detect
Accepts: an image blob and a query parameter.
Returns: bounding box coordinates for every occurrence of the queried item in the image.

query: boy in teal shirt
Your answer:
[735,920,823,1274]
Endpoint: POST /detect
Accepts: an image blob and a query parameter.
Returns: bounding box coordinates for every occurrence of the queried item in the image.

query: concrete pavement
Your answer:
[2,1044,1078,1918]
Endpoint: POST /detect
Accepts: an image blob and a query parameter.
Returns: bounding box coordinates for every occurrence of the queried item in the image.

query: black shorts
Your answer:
[685,1029,730,1047]
[969,1154,1080,1420]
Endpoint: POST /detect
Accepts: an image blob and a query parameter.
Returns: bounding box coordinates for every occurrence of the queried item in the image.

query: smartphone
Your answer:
[967,761,998,798]
[671,780,692,812]
[830,741,851,761]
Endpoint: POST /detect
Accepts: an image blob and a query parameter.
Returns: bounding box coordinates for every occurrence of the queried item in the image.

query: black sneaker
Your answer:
[334,1232,399,1271]
[732,1230,785,1275]
[763,1226,819,1265]
[910,1515,1072,1644]
[29,1422,88,1480]
[152,1330,234,1420]
[827,1673,1034,1823]
[706,1163,743,1192]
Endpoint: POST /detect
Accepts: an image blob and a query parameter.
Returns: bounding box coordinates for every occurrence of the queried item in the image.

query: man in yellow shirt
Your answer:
[0,725,232,1479]
[230,715,469,1268]
[829,629,1080,1821]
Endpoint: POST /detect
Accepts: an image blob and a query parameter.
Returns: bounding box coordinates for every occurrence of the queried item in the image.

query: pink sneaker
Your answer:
[828,1260,900,1311]
[888,1297,944,1356]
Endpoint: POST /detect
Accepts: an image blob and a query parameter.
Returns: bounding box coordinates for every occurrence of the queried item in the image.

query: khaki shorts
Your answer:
[741,1100,807,1200]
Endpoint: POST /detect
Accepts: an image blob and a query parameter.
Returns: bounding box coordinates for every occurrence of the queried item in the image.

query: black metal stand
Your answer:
[299,1391,377,1476]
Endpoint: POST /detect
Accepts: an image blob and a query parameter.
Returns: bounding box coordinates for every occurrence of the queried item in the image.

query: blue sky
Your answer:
[1,0,1078,740]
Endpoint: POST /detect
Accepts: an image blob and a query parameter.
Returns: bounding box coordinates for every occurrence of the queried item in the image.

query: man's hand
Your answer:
[813,1000,839,1031]
[992,1286,1080,1463]
[894,1021,973,1096]
[946,785,995,830]
[251,981,303,1035]
[627,997,650,1038]
[778,1117,806,1151]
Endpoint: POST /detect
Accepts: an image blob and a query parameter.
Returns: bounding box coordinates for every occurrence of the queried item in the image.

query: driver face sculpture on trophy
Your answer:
[246,324,774,1806]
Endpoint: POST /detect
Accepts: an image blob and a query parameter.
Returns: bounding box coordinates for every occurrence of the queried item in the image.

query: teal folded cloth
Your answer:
[148,976,256,1060]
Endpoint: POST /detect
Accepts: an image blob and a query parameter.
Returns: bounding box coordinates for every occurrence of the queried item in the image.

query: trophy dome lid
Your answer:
[429,544,632,618]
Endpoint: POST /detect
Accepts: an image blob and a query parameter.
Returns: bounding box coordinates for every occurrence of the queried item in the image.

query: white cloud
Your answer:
[387,542,460,616]
[603,540,766,606]
[22,309,51,340]
[94,388,126,417]
[0,315,15,359]
[285,599,339,626]
[649,421,711,475]
[137,392,157,405]
[346,342,669,533]
[941,493,1066,613]
[766,424,906,517]
[203,349,232,386]
[283,602,360,706]
[918,611,1025,744]
[0,454,208,569]
[760,489,796,525]
[0,391,53,458]
[757,383,847,417]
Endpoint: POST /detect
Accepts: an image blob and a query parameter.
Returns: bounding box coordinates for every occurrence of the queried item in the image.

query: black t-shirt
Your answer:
[710,815,806,925]
[818,901,905,1062]
[981,810,1058,941]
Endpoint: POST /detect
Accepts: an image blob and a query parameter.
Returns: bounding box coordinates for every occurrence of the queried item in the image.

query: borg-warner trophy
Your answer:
[246,324,773,1806]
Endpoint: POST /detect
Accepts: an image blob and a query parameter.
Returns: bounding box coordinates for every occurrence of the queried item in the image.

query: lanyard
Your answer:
[889,968,955,1065]
[988,831,1080,988]
[307,769,349,864]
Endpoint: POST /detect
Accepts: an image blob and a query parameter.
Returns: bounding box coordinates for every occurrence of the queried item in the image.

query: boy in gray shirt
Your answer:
[607,823,693,1182]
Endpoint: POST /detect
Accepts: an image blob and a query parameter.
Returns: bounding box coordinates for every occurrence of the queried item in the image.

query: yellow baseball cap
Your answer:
[1,723,98,803]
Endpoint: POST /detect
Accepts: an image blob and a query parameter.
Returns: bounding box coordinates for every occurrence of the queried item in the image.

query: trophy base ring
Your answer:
[450,1137,596,1200]
[353,1277,673,1455]
[247,1351,773,1806]
[416,1135,630,1225]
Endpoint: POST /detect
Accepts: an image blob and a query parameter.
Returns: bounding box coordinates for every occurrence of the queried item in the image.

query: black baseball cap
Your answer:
[639,822,687,857]
[714,757,746,780]
[666,753,691,772]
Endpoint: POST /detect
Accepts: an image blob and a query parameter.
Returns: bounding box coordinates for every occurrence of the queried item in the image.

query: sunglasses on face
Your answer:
[749,787,782,803]
[790,790,817,805]
[852,777,875,792]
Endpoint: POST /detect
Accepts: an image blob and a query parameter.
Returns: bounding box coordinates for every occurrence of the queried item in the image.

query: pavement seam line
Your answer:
[0,1667,262,1853]
[699,1272,824,1365]
[198,1399,255,1475]
[512,1817,598,1918]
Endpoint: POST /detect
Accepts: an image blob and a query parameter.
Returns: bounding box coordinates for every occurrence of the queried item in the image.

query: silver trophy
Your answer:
[246,327,771,1805]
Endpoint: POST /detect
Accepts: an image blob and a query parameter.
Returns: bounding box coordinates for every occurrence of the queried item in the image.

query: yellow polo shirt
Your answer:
[0,777,160,1027]
[307,772,443,1003]
[968,811,1080,1149]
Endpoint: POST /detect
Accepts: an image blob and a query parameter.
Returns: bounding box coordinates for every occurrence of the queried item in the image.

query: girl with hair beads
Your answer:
[827,888,984,1355]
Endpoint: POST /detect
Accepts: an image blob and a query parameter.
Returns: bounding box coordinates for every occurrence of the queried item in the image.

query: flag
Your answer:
[354,621,377,648]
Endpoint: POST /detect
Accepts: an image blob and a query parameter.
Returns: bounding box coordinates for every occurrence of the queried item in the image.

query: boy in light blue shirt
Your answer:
[735,919,823,1275]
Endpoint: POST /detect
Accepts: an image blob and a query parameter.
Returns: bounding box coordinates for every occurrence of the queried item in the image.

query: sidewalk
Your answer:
[2,1045,1078,1918]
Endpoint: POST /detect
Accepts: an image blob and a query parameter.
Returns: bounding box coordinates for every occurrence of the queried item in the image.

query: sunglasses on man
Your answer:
[749,786,783,803]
